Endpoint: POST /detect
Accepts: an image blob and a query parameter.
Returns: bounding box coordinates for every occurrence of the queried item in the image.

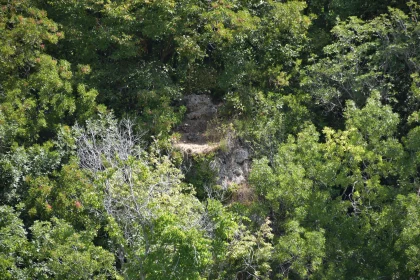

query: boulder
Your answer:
[185,94,213,112]
[234,149,249,164]
[186,106,217,120]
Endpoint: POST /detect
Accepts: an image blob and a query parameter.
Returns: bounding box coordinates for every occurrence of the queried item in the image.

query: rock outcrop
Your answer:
[213,145,250,189]
[178,94,218,144]
[174,94,250,190]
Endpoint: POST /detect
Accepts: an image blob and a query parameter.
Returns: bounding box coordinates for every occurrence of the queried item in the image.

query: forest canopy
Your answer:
[1,0,420,279]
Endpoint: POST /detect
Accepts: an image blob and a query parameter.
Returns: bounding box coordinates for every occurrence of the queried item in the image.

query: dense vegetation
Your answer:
[1,0,420,279]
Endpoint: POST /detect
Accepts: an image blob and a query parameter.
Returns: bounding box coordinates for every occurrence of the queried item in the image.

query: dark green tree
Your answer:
[250,93,420,278]
[302,2,420,128]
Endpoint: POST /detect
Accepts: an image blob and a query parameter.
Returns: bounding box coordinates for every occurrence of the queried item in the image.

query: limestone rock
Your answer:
[234,149,249,164]
[186,106,217,120]
[216,142,250,190]
[176,94,218,143]
[185,94,213,112]
[174,94,251,191]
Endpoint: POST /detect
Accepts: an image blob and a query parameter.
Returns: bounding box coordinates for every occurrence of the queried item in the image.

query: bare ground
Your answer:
[173,142,219,155]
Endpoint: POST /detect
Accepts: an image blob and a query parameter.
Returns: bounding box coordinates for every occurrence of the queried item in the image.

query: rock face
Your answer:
[215,145,250,189]
[185,94,215,113]
[178,94,218,143]
[234,148,249,164]
[175,94,250,189]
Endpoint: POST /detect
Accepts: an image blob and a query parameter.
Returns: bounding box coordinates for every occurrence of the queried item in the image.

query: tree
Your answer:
[73,113,212,279]
[0,0,98,146]
[24,160,104,231]
[302,2,420,127]
[0,141,63,206]
[249,93,420,278]
[29,218,118,279]
[0,206,29,279]
[0,206,118,279]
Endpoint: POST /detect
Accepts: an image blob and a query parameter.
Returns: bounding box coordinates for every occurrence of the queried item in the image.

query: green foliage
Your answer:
[205,200,275,280]
[0,206,29,279]
[24,161,104,231]
[184,153,218,200]
[250,94,420,278]
[215,1,310,108]
[394,194,420,276]
[302,3,420,126]
[0,0,98,145]
[34,0,197,137]
[0,0,60,76]
[126,212,212,280]
[2,0,420,278]
[0,141,63,205]
[74,113,213,279]
[34,0,312,140]
[226,218,274,279]
[0,206,118,279]
[29,218,118,279]
[276,220,325,279]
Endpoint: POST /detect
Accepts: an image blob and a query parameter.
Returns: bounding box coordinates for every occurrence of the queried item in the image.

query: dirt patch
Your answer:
[173,142,219,155]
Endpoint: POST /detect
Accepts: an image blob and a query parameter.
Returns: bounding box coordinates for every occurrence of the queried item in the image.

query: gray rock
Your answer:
[187,133,200,141]
[234,149,249,164]
[183,120,207,133]
[186,106,217,120]
[178,94,252,190]
[233,168,243,177]
[232,174,245,185]
[185,94,213,112]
